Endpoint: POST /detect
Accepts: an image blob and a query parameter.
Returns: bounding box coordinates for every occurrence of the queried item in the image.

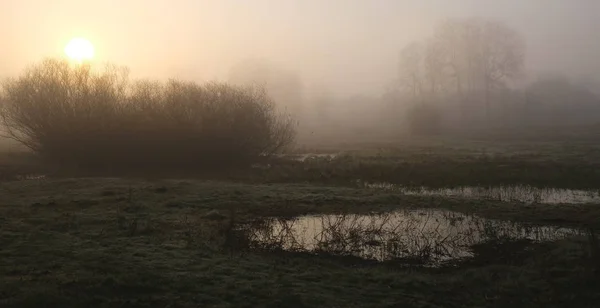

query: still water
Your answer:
[241,209,579,265]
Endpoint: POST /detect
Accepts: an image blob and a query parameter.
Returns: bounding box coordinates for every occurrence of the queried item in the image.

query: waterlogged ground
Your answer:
[9,174,600,205]
[361,182,600,204]
[242,209,580,265]
[254,145,600,189]
[0,177,599,307]
[2,140,600,307]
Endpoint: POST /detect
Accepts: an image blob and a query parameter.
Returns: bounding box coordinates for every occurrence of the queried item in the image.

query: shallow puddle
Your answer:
[361,182,600,204]
[240,209,579,266]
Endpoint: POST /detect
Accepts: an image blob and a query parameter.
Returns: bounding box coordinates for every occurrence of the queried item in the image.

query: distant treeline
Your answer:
[226,18,600,143]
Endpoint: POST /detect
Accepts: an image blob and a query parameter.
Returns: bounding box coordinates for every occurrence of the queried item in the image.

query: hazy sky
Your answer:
[1,0,599,95]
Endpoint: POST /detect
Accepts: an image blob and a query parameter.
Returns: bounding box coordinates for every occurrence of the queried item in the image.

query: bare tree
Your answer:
[398,42,424,99]
[476,20,526,117]
[437,19,525,116]
[432,19,468,95]
[422,38,446,97]
[398,18,526,120]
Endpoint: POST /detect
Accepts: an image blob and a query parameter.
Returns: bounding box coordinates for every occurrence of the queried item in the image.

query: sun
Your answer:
[64,38,95,62]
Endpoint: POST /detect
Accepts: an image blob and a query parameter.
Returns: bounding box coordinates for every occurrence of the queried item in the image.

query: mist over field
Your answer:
[1,0,600,148]
[2,2,600,307]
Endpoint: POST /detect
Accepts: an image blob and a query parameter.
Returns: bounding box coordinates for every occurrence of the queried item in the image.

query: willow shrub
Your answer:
[0,58,296,170]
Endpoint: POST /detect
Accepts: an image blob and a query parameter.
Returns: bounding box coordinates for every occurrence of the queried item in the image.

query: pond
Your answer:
[360,182,600,204]
[239,209,580,266]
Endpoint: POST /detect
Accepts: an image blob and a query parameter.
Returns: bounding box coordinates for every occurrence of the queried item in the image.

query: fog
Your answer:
[1,1,598,91]
[1,0,600,145]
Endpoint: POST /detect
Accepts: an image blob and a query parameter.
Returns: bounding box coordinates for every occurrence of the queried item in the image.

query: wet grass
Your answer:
[228,139,600,189]
[2,140,600,306]
[1,178,600,307]
[6,139,600,189]
[248,153,600,189]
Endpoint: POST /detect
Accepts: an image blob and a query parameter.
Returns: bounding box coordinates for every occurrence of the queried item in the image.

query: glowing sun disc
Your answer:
[64,38,95,61]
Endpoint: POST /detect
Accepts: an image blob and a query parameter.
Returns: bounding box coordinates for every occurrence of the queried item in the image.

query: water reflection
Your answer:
[361,182,600,204]
[241,209,579,266]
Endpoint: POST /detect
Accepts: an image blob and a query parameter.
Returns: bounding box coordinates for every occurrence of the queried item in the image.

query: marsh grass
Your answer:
[359,183,599,204]
[243,152,600,189]
[2,140,600,306]
[1,178,600,307]
[4,139,600,190]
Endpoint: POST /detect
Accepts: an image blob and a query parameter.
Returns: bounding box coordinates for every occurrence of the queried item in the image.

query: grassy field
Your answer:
[4,138,600,188]
[1,139,600,307]
[241,139,600,189]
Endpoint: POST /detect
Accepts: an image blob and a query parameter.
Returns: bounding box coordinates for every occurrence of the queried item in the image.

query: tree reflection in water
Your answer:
[240,209,580,266]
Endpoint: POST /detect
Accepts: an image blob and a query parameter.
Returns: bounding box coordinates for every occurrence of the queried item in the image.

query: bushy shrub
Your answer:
[0,58,296,170]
